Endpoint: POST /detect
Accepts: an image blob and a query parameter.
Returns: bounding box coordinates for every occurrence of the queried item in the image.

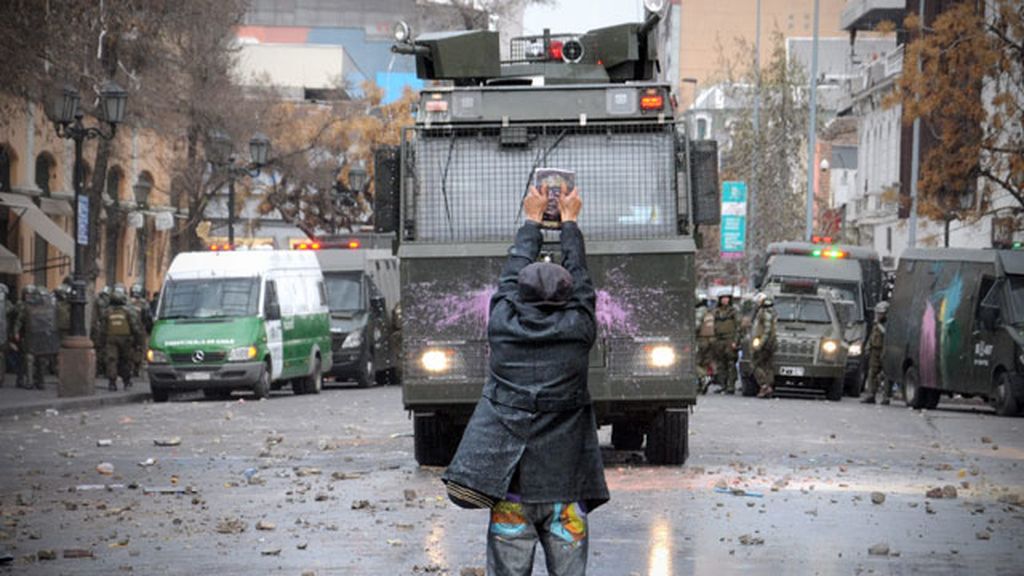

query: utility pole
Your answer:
[805,0,820,241]
[908,0,925,248]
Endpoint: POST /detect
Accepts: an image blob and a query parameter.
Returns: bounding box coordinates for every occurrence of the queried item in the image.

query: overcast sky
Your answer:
[522,0,644,36]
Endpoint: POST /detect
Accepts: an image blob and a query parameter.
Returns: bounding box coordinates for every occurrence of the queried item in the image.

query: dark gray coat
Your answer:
[442,221,609,512]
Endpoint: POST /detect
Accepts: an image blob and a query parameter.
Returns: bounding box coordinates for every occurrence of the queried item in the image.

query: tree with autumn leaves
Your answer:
[893,0,1024,225]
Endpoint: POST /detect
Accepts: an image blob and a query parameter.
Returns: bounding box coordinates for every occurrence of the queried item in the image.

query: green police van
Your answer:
[146,250,332,402]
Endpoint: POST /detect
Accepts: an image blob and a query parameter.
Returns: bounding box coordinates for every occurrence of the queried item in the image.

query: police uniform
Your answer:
[696,306,715,394]
[93,288,111,377]
[99,288,144,391]
[712,297,740,394]
[129,285,152,377]
[751,298,777,398]
[861,303,889,404]
[13,286,59,390]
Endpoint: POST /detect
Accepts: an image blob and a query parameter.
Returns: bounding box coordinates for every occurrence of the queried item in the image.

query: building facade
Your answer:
[0,93,177,297]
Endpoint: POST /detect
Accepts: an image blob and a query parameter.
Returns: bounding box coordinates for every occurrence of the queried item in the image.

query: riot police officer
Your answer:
[712,293,741,394]
[93,286,111,377]
[861,301,890,405]
[13,285,59,390]
[695,297,716,394]
[98,284,144,391]
[129,284,152,377]
[750,293,778,398]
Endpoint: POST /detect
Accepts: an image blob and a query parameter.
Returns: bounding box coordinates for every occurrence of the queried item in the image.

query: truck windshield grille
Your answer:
[406,122,679,242]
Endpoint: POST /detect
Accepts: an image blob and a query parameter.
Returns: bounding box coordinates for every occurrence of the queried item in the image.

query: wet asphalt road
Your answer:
[0,384,1022,576]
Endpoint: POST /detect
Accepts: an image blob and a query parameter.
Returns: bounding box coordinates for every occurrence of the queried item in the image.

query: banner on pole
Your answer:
[76,195,89,245]
[720,181,747,258]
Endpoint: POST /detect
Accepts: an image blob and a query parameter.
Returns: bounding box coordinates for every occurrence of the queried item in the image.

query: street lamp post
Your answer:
[48,81,127,396]
[206,131,271,248]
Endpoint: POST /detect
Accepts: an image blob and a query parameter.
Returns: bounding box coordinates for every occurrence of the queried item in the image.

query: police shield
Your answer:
[24,300,60,355]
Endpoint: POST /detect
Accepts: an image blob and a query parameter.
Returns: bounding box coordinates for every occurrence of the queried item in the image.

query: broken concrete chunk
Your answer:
[941,485,958,499]
[870,492,886,505]
[868,543,890,556]
[256,520,276,531]
[154,437,182,447]
[96,462,114,476]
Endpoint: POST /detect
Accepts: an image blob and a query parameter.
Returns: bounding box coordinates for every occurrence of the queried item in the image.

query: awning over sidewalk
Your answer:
[0,244,21,275]
[0,193,74,257]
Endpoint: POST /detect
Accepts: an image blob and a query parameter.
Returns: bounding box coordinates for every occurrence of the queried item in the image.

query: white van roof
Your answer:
[315,248,395,273]
[166,250,321,280]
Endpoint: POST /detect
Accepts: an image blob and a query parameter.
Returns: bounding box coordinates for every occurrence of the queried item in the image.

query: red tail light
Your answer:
[548,40,563,60]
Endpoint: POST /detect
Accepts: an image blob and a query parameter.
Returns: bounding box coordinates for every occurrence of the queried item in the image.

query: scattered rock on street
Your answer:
[976,530,992,540]
[351,500,371,510]
[868,543,890,556]
[926,487,944,499]
[154,437,182,447]
[37,550,57,561]
[738,534,764,546]
[96,462,114,475]
[871,492,886,505]
[981,436,993,444]
[261,548,281,556]
[215,517,246,534]
[256,520,276,531]
[941,485,958,499]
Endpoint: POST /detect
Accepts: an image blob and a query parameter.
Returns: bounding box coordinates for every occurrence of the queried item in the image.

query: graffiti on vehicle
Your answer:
[919,269,964,389]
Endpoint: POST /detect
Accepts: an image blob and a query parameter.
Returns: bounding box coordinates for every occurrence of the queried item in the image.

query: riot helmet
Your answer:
[110,283,128,305]
[55,284,72,301]
[130,283,144,299]
[874,301,889,321]
[21,284,38,300]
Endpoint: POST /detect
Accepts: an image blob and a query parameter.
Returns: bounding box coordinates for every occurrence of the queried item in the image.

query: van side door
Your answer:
[264,278,284,380]
[970,273,1002,394]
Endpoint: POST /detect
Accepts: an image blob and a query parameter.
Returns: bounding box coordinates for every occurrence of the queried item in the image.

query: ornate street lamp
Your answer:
[206,130,272,247]
[48,81,127,395]
[348,161,368,192]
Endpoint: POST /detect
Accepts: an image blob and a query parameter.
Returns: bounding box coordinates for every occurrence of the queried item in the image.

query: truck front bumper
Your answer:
[148,361,264,391]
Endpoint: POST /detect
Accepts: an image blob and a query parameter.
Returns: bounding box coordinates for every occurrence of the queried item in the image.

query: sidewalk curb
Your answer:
[0,391,151,418]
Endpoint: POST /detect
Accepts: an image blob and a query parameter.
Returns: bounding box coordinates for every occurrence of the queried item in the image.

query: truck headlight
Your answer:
[227,345,258,362]
[848,341,863,357]
[647,345,676,368]
[342,331,363,349]
[821,340,839,354]
[146,348,169,364]
[421,349,451,373]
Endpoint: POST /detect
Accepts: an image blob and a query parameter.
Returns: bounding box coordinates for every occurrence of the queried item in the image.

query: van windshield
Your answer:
[158,277,260,319]
[324,273,363,314]
[1007,276,1024,324]
[774,297,832,324]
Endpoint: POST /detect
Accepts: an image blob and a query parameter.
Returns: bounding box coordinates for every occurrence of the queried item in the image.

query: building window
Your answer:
[105,167,124,285]
[697,118,708,140]
[0,146,11,192]
[33,153,56,286]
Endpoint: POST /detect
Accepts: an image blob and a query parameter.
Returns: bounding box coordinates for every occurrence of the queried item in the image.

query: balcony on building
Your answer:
[841,0,906,32]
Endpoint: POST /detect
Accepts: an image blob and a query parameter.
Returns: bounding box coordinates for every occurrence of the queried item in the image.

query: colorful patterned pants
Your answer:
[487,499,589,576]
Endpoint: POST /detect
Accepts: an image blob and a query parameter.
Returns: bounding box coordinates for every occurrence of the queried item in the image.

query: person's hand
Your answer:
[523,186,546,223]
[559,188,582,223]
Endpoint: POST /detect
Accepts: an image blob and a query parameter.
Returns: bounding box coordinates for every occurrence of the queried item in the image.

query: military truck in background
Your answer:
[751,242,882,397]
[376,3,720,466]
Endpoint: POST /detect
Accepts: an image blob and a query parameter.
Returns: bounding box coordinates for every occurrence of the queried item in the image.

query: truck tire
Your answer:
[903,366,927,409]
[645,409,688,466]
[826,377,843,401]
[151,386,170,403]
[992,373,1019,417]
[253,362,271,400]
[413,413,462,466]
[612,423,644,451]
[924,389,940,410]
[357,356,376,388]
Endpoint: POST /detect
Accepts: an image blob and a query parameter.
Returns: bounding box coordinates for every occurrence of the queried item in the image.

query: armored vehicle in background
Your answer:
[750,287,848,400]
[382,5,720,466]
[752,243,881,396]
[885,248,1024,415]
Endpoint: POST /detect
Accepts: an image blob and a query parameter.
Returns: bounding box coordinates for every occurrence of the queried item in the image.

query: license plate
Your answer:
[779,366,805,377]
[185,372,211,381]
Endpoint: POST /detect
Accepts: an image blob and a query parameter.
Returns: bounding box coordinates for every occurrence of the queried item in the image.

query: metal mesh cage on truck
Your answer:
[402,122,679,243]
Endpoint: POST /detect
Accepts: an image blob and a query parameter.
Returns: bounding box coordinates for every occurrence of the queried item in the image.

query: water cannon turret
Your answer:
[391,21,500,86]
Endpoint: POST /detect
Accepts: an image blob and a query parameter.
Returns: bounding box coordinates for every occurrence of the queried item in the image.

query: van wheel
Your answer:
[904,366,927,409]
[992,373,1019,416]
[307,357,322,395]
[612,423,645,451]
[253,362,271,400]
[151,387,170,403]
[413,413,463,466]
[645,409,688,465]
[826,377,843,401]
[357,356,376,388]
[924,389,940,410]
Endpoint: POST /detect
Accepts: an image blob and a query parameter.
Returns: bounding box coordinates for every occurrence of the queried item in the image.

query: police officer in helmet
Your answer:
[99,284,144,391]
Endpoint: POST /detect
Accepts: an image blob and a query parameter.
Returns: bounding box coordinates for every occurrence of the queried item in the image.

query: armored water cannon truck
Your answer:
[379,2,720,466]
